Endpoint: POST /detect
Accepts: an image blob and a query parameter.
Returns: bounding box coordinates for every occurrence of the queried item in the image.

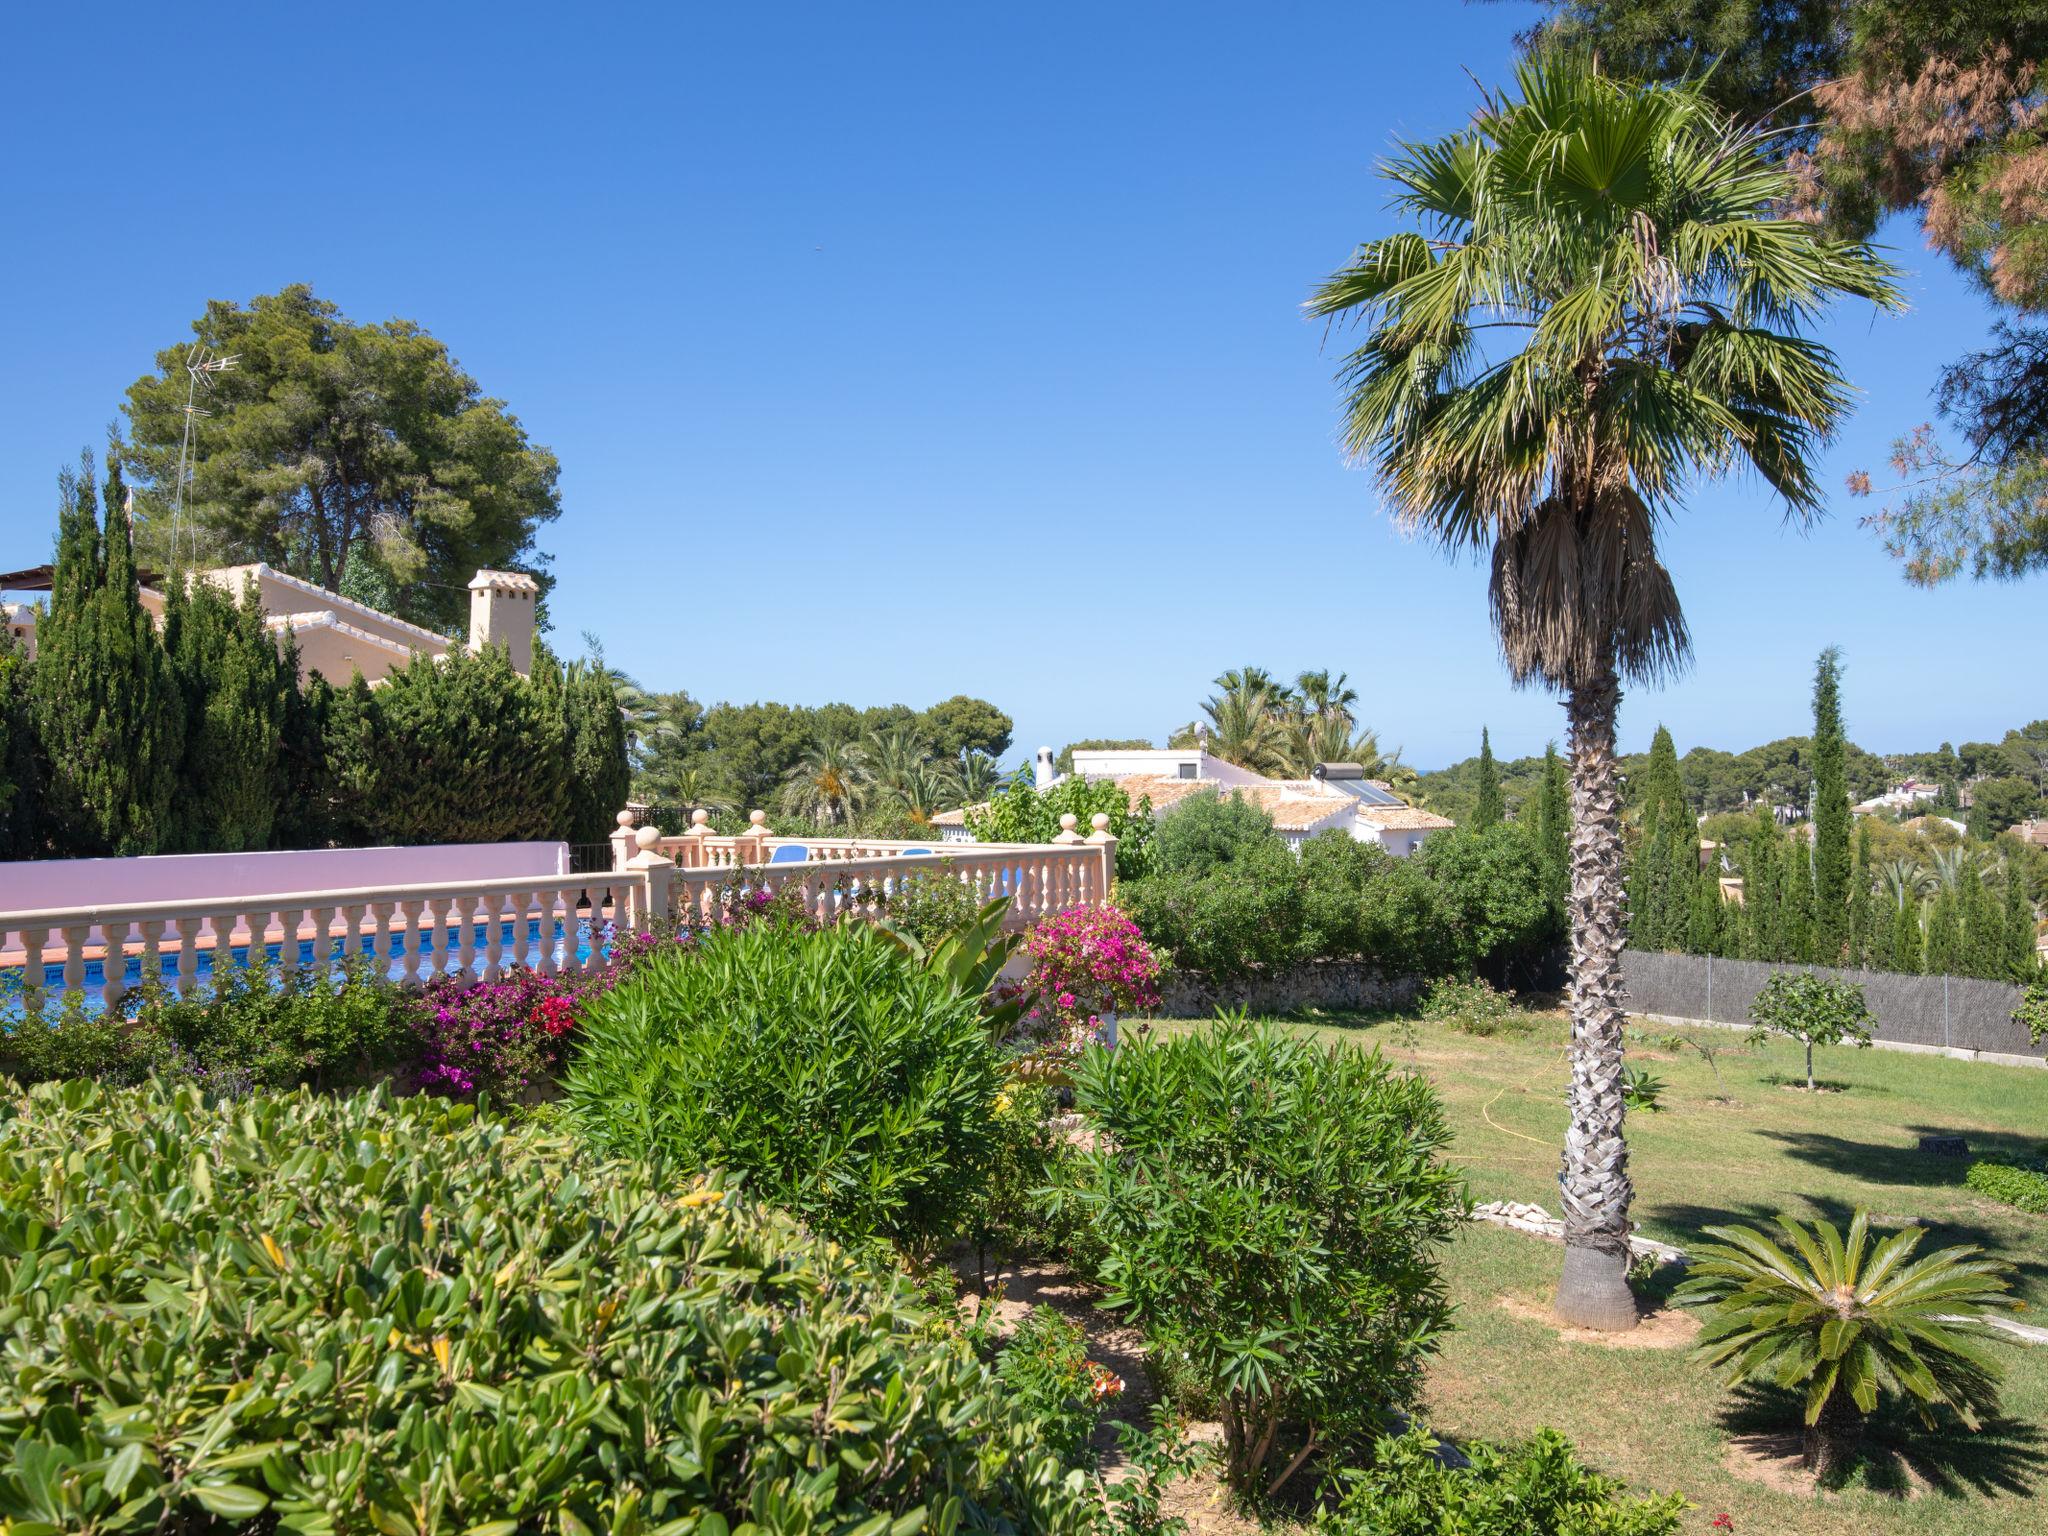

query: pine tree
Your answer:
[166,580,289,851]
[1534,741,1570,917]
[1472,727,1504,830]
[2006,858,2039,980]
[564,658,630,847]
[1809,647,1852,963]
[1924,887,1963,977]
[1889,894,1923,974]
[31,451,182,854]
[1845,822,1873,970]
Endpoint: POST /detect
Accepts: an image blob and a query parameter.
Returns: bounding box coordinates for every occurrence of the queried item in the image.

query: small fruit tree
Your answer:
[1747,971,1875,1092]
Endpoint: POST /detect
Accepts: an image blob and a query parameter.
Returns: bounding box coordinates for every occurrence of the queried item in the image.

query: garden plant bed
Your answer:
[1142,1006,2048,1536]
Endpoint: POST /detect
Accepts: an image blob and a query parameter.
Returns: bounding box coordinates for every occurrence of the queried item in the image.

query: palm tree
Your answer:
[1293,668,1359,721]
[887,759,958,825]
[1201,669,1289,777]
[779,734,867,826]
[955,750,1003,805]
[860,725,932,798]
[1875,857,1927,910]
[1310,56,1899,1328]
[1280,712,1407,782]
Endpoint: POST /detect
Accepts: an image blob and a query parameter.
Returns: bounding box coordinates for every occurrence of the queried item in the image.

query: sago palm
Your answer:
[1310,56,1900,1328]
[1678,1211,2012,1483]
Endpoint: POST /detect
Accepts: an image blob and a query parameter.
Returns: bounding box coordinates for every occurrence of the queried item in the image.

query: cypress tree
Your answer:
[1471,727,1504,830]
[31,451,182,854]
[2006,858,2038,980]
[1845,822,1873,970]
[0,619,39,858]
[1626,726,1688,951]
[1779,837,1814,963]
[1534,741,1570,917]
[322,671,383,846]
[564,659,630,847]
[1743,807,1782,961]
[1685,846,1729,955]
[167,580,288,851]
[1924,887,1963,977]
[275,661,334,850]
[1889,893,1923,974]
[1810,647,1852,963]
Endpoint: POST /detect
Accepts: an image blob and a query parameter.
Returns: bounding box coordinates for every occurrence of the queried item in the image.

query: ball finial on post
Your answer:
[616,809,635,830]
[749,809,768,829]
[635,826,661,851]
[690,808,710,828]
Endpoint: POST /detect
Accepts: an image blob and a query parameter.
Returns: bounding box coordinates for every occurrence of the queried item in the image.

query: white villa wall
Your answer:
[1068,748,1266,786]
[1,842,568,913]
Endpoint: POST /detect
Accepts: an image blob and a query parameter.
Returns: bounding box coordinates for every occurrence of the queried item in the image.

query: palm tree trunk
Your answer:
[1554,663,1640,1331]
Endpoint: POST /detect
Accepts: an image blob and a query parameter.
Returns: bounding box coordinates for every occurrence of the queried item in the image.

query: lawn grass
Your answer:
[1142,1008,2048,1535]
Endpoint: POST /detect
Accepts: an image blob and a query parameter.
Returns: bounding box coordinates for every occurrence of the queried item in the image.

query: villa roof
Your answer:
[1354,803,1456,832]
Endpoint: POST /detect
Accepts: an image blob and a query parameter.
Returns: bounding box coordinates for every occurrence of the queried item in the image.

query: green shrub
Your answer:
[1966,1158,2048,1214]
[965,775,1156,879]
[1418,976,1524,1037]
[565,922,1002,1261]
[973,1080,1086,1274]
[1057,1014,1467,1498]
[0,1077,1098,1535]
[1152,791,1285,877]
[143,957,408,1091]
[879,869,983,950]
[1315,1426,1686,1536]
[0,995,171,1085]
[1678,1209,2014,1482]
[2016,978,2048,1045]
[1298,833,1452,974]
[1415,824,1555,978]
[1621,1064,1666,1113]
[1120,842,1304,982]
[995,1307,1118,1470]
[1746,970,1875,1091]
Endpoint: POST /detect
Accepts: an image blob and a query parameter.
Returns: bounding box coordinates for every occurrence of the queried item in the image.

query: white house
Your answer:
[2,561,538,684]
[934,747,1454,857]
[1852,779,1941,817]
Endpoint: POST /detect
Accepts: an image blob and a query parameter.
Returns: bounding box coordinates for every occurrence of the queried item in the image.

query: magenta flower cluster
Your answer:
[1021,903,1162,1041]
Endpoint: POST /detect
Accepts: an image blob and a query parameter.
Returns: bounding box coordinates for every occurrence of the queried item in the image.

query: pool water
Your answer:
[1,916,613,1020]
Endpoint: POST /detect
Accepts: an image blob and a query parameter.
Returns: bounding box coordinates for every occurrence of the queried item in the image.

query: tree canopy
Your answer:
[122,285,562,631]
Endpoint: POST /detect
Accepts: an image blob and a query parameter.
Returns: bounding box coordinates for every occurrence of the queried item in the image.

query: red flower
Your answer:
[1709,1515,1733,1531]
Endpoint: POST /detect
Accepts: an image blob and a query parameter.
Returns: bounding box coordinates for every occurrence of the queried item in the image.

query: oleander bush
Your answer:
[1417,975,1524,1038]
[565,921,1002,1261]
[1314,1426,1686,1536]
[1965,1158,2048,1214]
[1055,1013,1467,1498]
[0,1076,1100,1535]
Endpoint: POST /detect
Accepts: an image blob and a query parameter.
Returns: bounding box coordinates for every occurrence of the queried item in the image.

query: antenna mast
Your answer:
[168,345,237,572]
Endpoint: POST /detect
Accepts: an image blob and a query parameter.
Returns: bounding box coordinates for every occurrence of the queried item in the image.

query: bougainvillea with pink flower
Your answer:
[1021,903,1161,1047]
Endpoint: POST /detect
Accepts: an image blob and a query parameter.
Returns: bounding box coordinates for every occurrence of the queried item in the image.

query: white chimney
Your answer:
[467,570,539,675]
[1035,745,1056,790]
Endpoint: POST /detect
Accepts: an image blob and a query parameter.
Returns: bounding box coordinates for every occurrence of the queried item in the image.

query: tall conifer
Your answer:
[1810,647,1852,962]
[32,452,181,854]
[1472,727,1504,830]
[1890,893,1924,974]
[565,658,630,847]
[2005,858,2038,979]
[1924,887,1963,976]
[1845,822,1873,969]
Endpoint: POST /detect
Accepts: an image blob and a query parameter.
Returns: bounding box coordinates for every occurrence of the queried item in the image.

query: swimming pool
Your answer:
[1,916,616,1020]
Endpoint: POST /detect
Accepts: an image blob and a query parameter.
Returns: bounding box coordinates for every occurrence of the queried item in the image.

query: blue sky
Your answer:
[2,2,2036,771]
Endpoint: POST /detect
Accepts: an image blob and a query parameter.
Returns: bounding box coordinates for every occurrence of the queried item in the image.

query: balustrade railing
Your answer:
[1,872,640,1021]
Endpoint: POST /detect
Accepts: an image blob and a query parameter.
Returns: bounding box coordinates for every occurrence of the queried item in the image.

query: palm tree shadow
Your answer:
[1755,1126,2044,1190]
[1718,1384,2047,1499]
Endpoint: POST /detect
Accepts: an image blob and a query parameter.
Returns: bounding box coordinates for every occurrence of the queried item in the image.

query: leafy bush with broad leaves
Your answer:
[1745,970,1875,1091]
[1677,1209,2014,1483]
[877,870,983,950]
[1119,840,1303,982]
[1296,832,1454,975]
[565,921,1002,1262]
[964,774,1156,879]
[1314,1426,1686,1536]
[1965,1158,2048,1214]
[1055,1014,1467,1499]
[2016,978,2048,1045]
[0,1076,1101,1536]
[1414,824,1555,979]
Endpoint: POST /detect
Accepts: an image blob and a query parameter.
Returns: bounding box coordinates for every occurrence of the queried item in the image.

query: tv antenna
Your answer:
[168,345,237,571]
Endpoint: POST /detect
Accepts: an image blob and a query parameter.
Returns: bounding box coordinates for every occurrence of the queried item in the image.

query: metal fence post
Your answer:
[1942,973,1951,1050]
[1705,953,1713,1022]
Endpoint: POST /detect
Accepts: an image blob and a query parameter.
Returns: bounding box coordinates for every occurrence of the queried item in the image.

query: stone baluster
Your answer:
[535,888,561,976]
[370,903,396,982]
[1085,813,1118,905]
[739,810,771,866]
[143,918,170,997]
[310,907,334,978]
[277,908,303,981]
[1050,815,1082,910]
[172,918,198,997]
[20,926,48,1022]
[482,893,505,982]
[627,827,675,932]
[101,920,131,1010]
[61,925,88,1002]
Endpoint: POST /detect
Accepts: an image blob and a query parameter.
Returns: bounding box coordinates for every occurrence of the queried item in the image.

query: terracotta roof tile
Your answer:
[1355,804,1456,831]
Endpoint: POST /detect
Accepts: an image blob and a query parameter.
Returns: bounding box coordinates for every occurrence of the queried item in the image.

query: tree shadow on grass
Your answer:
[1753,1126,2044,1190]
[1716,1383,2047,1500]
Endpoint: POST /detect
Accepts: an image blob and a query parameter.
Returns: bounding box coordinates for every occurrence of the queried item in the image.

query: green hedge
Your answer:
[0,1077,1098,1536]
[1965,1158,2048,1214]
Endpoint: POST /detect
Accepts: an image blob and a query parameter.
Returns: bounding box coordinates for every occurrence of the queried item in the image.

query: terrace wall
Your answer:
[1620,948,2043,1067]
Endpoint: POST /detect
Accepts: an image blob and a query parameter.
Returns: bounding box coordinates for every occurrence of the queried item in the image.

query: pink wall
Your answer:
[1,842,569,914]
